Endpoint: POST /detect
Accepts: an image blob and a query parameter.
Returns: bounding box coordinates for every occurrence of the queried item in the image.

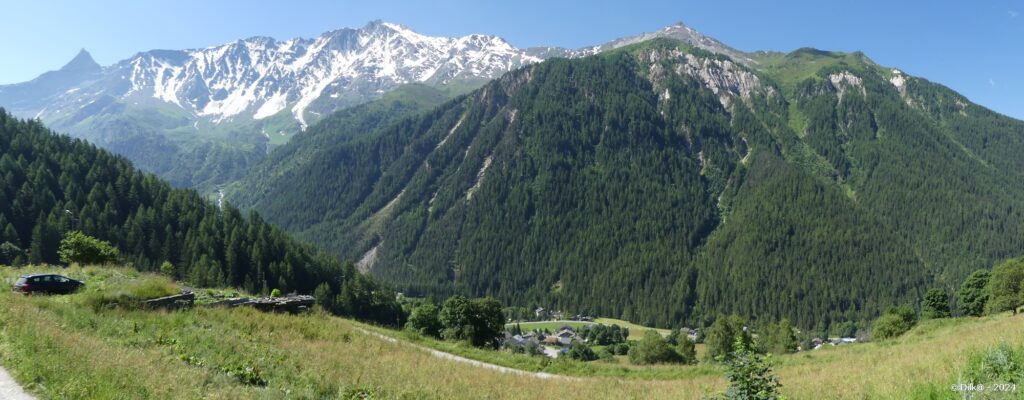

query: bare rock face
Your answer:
[889,69,908,95]
[678,53,770,109]
[644,47,771,110]
[828,71,866,102]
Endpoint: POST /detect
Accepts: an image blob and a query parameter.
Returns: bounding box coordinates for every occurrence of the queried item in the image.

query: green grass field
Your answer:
[0,265,1021,399]
[506,320,594,332]
[507,318,671,341]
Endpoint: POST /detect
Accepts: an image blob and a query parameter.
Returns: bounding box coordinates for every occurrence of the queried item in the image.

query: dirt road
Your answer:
[0,366,34,400]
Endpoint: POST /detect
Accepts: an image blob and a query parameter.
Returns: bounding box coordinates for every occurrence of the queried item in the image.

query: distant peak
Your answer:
[362,19,394,31]
[61,48,100,72]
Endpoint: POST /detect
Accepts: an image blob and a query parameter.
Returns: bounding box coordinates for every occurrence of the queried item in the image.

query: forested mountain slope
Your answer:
[230,39,1024,329]
[0,110,402,324]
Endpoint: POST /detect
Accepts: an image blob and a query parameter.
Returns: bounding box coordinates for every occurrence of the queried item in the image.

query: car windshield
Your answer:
[15,277,26,285]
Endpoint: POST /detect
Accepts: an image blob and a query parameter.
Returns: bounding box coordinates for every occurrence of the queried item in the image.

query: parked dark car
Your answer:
[12,274,84,294]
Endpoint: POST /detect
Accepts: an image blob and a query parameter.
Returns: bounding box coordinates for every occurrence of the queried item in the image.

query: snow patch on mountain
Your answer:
[254,91,288,119]
[35,21,549,130]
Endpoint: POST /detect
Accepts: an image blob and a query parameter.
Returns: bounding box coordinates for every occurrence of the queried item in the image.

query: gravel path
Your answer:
[0,366,35,400]
[354,327,579,381]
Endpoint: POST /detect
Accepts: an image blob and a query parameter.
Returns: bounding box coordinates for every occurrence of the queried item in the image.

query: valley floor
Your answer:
[0,266,1021,399]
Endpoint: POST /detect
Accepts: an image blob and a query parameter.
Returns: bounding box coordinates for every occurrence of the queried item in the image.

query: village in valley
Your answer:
[501,307,862,360]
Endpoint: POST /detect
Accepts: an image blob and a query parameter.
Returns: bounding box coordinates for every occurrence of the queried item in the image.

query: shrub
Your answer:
[628,330,682,365]
[159,261,175,276]
[677,337,698,365]
[58,231,120,265]
[524,341,545,356]
[270,288,282,298]
[0,241,23,265]
[872,304,917,340]
[962,343,1024,385]
[718,338,784,400]
[406,303,442,337]
[566,342,598,361]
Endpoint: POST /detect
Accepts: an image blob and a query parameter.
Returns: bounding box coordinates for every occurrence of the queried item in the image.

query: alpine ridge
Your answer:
[0,21,755,191]
[229,38,1024,330]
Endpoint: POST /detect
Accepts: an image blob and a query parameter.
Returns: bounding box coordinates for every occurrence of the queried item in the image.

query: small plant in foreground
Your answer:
[711,337,784,400]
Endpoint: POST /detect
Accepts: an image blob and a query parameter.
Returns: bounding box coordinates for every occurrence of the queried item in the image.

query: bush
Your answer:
[628,330,682,365]
[566,342,598,361]
[270,288,282,298]
[613,342,630,355]
[677,337,698,365]
[406,303,442,337]
[872,304,917,340]
[58,231,120,265]
[962,343,1024,386]
[524,341,545,356]
[159,261,175,276]
[0,241,23,265]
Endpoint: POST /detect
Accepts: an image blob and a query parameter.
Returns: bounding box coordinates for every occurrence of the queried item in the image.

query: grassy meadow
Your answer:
[0,265,1021,399]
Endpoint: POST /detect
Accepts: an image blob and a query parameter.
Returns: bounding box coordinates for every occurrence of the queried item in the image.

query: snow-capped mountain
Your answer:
[2,20,545,130]
[1,20,749,132]
[0,20,751,191]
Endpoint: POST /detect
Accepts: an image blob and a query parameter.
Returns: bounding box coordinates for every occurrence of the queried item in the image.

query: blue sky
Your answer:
[2,0,1021,119]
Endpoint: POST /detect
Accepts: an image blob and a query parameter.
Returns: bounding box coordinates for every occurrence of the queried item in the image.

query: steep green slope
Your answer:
[0,109,403,325]
[227,84,453,209]
[225,38,1024,329]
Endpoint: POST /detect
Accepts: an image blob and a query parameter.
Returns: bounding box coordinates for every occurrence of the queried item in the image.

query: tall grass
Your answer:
[0,265,1022,399]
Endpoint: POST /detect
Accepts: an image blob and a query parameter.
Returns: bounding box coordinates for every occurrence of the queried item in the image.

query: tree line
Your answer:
[0,109,404,326]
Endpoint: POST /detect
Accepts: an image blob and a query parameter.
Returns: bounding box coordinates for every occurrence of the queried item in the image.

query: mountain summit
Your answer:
[3,21,544,131]
[0,21,758,191]
[60,49,101,72]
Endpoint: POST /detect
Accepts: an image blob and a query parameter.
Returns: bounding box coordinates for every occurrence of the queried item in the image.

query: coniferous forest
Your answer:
[0,110,403,326]
[228,40,1024,330]
[6,38,1024,333]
